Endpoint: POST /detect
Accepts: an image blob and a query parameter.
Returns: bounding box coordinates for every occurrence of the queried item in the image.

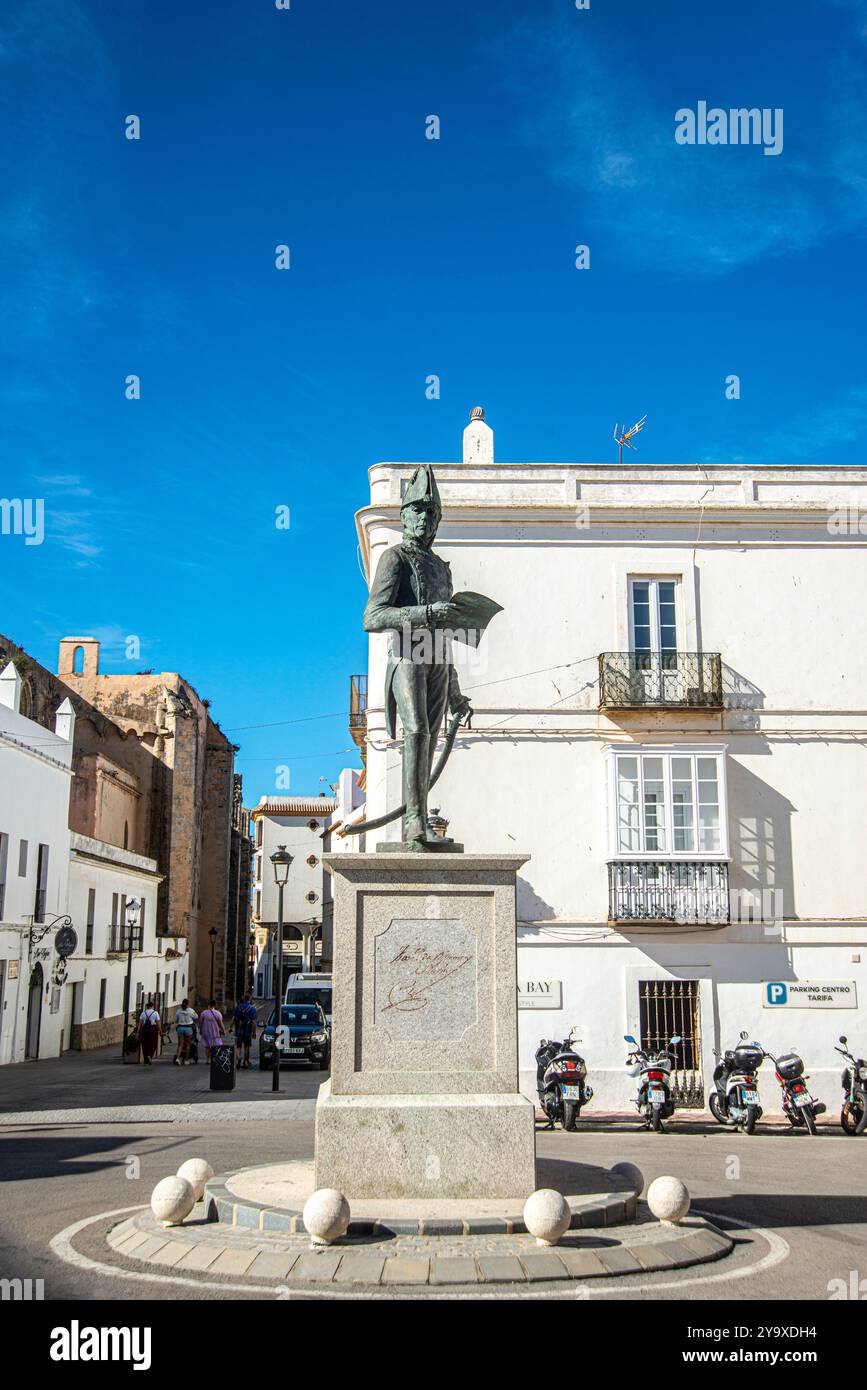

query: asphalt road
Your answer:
[1,1046,864,1301]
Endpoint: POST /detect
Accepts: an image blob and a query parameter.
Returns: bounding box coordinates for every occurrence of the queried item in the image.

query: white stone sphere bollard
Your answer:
[302,1189,351,1246]
[151,1175,195,1228]
[523,1188,572,1247]
[176,1158,214,1203]
[610,1161,645,1197]
[646,1175,690,1226]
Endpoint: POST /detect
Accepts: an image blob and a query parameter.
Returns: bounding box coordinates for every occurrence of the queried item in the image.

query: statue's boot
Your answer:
[403,731,432,847]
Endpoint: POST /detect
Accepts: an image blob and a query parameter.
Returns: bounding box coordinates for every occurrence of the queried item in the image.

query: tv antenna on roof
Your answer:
[613,414,647,464]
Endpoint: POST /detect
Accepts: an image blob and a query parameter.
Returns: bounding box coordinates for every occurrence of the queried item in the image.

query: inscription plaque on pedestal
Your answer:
[374,918,477,1042]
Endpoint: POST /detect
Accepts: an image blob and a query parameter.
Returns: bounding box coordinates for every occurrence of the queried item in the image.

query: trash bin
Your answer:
[210,1043,236,1091]
[123,1030,141,1065]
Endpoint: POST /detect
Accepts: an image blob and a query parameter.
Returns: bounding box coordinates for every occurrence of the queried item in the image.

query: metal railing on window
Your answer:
[639,978,704,1108]
[608,861,729,925]
[107,925,143,954]
[599,652,723,708]
[349,673,368,746]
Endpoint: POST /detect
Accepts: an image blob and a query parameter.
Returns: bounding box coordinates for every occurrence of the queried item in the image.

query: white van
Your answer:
[284,973,333,1026]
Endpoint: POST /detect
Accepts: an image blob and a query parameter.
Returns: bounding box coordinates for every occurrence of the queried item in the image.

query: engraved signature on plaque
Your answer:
[381,943,472,1013]
[373,918,477,1041]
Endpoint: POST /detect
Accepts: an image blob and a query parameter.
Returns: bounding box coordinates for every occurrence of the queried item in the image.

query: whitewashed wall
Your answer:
[357,460,867,1112]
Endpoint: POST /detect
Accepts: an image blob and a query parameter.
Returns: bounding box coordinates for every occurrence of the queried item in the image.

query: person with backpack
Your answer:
[232,993,258,1069]
[137,997,161,1065]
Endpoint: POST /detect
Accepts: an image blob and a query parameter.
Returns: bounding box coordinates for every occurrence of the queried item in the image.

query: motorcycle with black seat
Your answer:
[535,1027,593,1131]
[766,1045,825,1134]
[710,1031,765,1134]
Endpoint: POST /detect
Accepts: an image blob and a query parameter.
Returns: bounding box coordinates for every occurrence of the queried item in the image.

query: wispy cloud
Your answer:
[753,386,867,463]
[700,385,867,465]
[49,510,102,559]
[35,473,92,498]
[501,12,867,275]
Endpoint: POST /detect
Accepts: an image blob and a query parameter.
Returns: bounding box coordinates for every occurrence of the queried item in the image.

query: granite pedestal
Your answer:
[315,853,536,1200]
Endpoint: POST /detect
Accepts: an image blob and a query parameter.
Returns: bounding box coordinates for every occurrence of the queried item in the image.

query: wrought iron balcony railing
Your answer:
[107,925,144,954]
[599,651,723,709]
[349,673,368,750]
[608,861,730,925]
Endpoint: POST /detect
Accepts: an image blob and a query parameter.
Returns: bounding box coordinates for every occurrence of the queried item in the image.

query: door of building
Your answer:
[25,963,43,1060]
[639,978,703,1108]
[61,981,83,1051]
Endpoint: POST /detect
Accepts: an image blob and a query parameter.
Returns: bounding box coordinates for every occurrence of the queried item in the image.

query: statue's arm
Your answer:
[363,547,429,633]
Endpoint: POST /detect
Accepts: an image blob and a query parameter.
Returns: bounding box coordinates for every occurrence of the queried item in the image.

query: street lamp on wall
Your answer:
[208,925,218,1000]
[270,845,293,1093]
[121,897,142,1062]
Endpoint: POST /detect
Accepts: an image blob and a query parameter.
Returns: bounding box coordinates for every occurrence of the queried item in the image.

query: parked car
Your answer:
[259,1003,330,1070]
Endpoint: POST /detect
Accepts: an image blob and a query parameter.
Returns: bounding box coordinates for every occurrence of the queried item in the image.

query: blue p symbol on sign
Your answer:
[766,982,787,1006]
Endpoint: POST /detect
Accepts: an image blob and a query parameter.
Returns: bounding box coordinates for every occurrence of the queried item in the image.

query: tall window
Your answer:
[99,978,107,1019]
[629,578,679,665]
[612,751,725,856]
[34,844,49,922]
[18,840,28,877]
[85,888,95,954]
[0,833,8,918]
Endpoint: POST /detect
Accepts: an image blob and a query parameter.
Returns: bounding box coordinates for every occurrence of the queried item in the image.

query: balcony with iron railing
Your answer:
[599,651,723,710]
[608,860,730,926]
[349,673,368,753]
[106,924,144,955]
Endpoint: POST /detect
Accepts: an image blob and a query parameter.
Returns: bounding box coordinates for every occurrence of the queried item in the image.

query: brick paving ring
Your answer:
[98,1158,737,1289]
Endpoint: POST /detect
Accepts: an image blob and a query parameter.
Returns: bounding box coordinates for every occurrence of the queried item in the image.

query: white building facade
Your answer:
[356,423,867,1114]
[0,661,184,1062]
[251,795,337,997]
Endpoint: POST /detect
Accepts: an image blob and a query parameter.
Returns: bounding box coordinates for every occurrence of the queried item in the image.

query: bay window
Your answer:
[610,748,727,858]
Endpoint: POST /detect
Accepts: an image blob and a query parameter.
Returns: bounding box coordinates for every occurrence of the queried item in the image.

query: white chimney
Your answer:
[55,696,76,742]
[0,660,21,713]
[462,406,494,466]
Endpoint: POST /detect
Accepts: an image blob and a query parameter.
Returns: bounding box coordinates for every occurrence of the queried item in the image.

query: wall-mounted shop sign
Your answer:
[763,980,857,1009]
[518,979,562,1010]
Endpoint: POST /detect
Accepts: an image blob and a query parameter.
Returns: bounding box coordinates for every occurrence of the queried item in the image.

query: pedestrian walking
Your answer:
[137,997,161,1065]
[173,999,198,1066]
[232,993,257,1069]
[199,999,225,1060]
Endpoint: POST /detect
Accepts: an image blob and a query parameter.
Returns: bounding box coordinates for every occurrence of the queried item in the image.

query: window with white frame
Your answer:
[610,749,727,857]
[629,577,680,662]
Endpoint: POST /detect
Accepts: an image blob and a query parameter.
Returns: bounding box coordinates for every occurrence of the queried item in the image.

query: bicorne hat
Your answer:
[401,464,442,520]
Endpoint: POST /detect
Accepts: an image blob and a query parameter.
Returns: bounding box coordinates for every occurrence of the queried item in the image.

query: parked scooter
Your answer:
[766,1046,825,1134]
[835,1035,867,1135]
[536,1027,593,1131]
[624,1034,681,1132]
[710,1031,764,1134]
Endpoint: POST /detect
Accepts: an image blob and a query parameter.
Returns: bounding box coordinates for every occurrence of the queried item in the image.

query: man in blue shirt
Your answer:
[233,993,258,1069]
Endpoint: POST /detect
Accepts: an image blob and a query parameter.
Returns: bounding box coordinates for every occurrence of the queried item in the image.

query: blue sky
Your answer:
[1,0,864,802]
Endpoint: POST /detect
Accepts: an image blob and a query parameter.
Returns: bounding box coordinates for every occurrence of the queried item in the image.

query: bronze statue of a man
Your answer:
[363,464,471,850]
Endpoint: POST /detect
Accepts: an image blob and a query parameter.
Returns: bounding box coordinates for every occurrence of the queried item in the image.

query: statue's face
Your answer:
[402,500,439,546]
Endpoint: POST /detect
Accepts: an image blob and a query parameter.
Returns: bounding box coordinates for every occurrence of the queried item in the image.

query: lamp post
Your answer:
[120,897,142,1061]
[208,925,218,999]
[270,845,293,1093]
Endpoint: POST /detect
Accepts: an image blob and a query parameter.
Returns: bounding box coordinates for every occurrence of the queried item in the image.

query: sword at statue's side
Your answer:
[339,706,472,838]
